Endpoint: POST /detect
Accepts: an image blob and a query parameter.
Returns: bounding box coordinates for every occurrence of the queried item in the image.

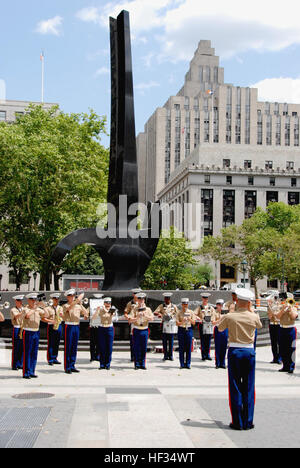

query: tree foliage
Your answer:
[142,228,197,290]
[0,105,109,289]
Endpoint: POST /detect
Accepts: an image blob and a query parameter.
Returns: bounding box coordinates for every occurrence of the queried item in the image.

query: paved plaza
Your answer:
[0,339,300,449]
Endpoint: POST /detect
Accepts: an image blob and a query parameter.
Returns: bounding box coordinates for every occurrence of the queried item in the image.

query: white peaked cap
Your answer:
[235,289,255,301]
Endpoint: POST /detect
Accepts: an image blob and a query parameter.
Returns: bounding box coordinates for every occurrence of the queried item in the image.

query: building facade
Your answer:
[137,40,300,289]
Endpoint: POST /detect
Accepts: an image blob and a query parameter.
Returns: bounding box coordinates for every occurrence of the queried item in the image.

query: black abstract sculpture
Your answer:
[52,10,161,291]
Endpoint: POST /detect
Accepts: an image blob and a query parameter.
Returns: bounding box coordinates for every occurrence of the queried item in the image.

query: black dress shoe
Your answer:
[134,366,139,370]
[245,424,255,430]
[53,361,61,365]
[99,367,105,370]
[48,363,54,366]
[229,423,242,431]
[65,370,72,374]
[12,368,18,371]
[71,369,80,373]
[106,366,111,370]
[279,368,289,373]
[288,370,294,374]
[23,376,31,379]
[206,357,212,361]
[30,375,38,379]
[140,366,147,370]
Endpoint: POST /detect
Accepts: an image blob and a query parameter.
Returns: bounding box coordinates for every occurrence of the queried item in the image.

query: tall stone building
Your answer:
[137,40,300,288]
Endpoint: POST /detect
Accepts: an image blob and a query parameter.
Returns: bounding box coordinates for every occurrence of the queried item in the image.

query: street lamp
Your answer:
[33,272,38,291]
[277,249,285,292]
[241,259,248,288]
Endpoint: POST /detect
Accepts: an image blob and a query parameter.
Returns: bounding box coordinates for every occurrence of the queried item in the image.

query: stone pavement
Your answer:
[0,344,300,448]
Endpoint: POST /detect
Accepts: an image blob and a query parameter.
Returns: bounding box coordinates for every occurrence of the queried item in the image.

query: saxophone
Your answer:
[53,304,62,331]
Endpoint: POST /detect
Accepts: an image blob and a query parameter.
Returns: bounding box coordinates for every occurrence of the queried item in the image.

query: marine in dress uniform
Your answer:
[22,293,48,379]
[128,293,154,370]
[124,289,141,362]
[213,299,228,369]
[62,289,89,374]
[267,295,282,364]
[276,298,298,374]
[45,293,63,366]
[10,295,25,371]
[92,298,118,370]
[218,289,262,430]
[195,293,216,361]
[224,292,238,313]
[154,293,179,361]
[176,299,196,369]
[89,294,104,362]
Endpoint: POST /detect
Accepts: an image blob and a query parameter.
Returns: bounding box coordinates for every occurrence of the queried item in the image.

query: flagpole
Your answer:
[41,51,44,104]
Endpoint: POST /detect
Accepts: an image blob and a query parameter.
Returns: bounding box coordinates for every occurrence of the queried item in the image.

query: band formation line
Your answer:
[0,287,298,431]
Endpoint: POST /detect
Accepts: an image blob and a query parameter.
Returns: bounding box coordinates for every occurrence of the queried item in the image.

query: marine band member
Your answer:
[10,295,25,371]
[22,293,49,379]
[128,292,153,370]
[176,298,196,369]
[92,297,118,370]
[267,295,282,364]
[124,289,141,362]
[45,293,63,366]
[195,293,216,361]
[213,299,228,369]
[218,289,262,431]
[154,293,179,361]
[63,289,89,374]
[276,298,298,374]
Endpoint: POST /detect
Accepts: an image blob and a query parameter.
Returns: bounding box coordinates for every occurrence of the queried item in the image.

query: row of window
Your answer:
[222,159,296,171]
[204,174,297,188]
[201,189,300,236]
[0,110,24,121]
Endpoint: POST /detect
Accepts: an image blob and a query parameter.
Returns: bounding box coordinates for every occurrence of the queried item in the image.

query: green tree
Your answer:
[142,228,197,290]
[0,105,109,290]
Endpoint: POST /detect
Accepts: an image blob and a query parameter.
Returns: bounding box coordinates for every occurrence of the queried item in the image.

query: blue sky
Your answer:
[1,0,300,148]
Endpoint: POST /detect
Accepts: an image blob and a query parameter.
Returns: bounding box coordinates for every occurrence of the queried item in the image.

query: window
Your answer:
[0,111,6,121]
[223,159,231,168]
[226,176,232,185]
[269,177,276,187]
[292,112,298,117]
[266,191,278,205]
[248,176,254,186]
[291,178,297,188]
[287,161,294,170]
[265,161,273,170]
[223,190,235,227]
[204,174,210,184]
[288,192,300,205]
[201,189,213,236]
[244,160,252,169]
[245,191,257,218]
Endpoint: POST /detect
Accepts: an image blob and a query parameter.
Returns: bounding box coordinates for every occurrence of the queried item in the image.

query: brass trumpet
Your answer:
[0,301,10,310]
[286,298,296,307]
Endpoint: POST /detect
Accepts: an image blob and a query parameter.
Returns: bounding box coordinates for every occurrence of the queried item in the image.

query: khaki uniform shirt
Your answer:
[10,307,24,327]
[22,307,47,332]
[129,306,154,330]
[92,306,116,328]
[195,305,217,322]
[62,303,88,324]
[218,307,262,345]
[278,306,298,327]
[125,300,138,335]
[45,305,63,321]
[176,309,196,329]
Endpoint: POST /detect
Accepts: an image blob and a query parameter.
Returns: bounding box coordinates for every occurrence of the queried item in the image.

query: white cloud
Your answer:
[251,77,300,104]
[77,0,300,62]
[76,7,102,24]
[95,66,110,76]
[35,16,63,36]
[135,81,160,94]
